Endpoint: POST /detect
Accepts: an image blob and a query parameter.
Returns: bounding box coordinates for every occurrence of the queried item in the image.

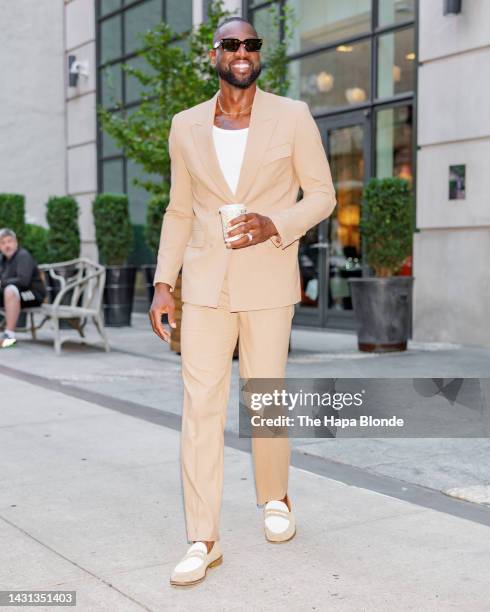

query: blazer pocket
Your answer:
[262,143,292,166]
[186,229,205,248]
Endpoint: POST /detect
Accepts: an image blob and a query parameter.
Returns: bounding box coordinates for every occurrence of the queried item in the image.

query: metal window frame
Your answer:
[244,0,416,107]
[243,0,419,326]
[243,0,418,213]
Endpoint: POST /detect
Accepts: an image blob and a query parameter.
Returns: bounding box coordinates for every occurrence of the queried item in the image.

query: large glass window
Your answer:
[378,0,415,26]
[249,0,416,110]
[100,0,121,19]
[287,39,371,113]
[377,27,416,99]
[100,63,123,108]
[125,54,155,104]
[202,0,212,22]
[328,123,364,311]
[248,0,416,184]
[250,2,281,53]
[376,105,413,183]
[124,0,161,55]
[100,113,123,157]
[102,159,124,193]
[100,15,122,64]
[247,0,416,325]
[97,0,193,264]
[286,0,371,54]
[167,0,193,34]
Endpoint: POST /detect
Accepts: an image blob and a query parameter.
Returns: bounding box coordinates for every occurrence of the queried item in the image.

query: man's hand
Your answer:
[226,213,279,249]
[149,283,176,343]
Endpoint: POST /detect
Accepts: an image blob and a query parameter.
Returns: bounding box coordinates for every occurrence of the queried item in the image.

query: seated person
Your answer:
[0,227,46,348]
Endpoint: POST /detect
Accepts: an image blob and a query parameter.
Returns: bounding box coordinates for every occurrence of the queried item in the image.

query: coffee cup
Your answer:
[218,204,247,243]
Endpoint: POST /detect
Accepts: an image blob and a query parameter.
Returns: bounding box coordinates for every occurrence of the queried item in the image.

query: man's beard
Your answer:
[215,62,262,89]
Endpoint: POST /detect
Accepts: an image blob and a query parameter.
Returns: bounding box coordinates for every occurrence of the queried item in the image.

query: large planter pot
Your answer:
[348,276,414,352]
[103,265,137,327]
[142,264,156,306]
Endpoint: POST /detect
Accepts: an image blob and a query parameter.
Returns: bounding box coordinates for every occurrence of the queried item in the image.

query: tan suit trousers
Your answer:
[180,266,294,542]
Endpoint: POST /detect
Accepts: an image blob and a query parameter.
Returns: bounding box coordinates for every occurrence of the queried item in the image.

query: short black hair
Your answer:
[213,16,258,45]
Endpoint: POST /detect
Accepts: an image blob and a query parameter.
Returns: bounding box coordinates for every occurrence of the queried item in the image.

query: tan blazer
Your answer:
[153,84,337,311]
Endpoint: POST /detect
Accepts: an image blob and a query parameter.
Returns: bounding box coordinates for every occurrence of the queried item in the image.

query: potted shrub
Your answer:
[143,192,169,305]
[45,196,80,299]
[348,177,414,352]
[45,196,81,328]
[0,193,26,242]
[23,224,50,265]
[46,196,80,263]
[92,193,135,327]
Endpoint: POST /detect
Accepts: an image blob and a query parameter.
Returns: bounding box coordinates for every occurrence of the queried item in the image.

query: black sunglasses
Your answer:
[213,38,263,53]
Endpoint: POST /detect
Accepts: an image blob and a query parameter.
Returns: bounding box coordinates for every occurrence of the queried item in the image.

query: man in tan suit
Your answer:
[149,15,336,586]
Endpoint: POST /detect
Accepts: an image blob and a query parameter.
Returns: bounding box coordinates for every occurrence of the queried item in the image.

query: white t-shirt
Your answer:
[212,125,249,195]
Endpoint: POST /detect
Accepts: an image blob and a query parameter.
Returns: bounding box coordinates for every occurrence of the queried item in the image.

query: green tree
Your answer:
[97,0,297,201]
[260,2,297,96]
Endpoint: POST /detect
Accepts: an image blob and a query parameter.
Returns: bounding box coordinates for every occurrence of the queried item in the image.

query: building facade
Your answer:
[245,0,416,330]
[0,0,488,345]
[414,0,490,346]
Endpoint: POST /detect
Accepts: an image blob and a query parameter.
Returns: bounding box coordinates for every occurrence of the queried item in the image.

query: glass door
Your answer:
[294,111,370,329]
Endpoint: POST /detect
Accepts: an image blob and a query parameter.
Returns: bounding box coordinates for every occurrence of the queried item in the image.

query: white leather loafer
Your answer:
[264,497,296,543]
[170,541,223,586]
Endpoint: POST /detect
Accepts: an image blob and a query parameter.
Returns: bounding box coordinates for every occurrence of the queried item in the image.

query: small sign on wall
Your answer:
[449,164,466,200]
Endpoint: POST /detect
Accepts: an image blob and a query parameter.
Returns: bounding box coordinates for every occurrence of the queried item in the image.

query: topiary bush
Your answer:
[46,196,81,262]
[361,178,414,277]
[92,193,133,266]
[144,192,169,257]
[0,193,26,243]
[23,223,50,264]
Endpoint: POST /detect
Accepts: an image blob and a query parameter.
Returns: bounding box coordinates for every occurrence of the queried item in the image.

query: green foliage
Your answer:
[145,193,169,255]
[92,193,133,266]
[97,0,297,199]
[257,2,299,96]
[23,224,50,264]
[46,196,81,262]
[0,193,26,243]
[361,178,414,277]
[128,224,154,266]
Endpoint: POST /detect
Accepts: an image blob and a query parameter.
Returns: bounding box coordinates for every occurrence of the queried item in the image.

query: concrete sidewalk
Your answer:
[1,373,489,611]
[2,314,490,507]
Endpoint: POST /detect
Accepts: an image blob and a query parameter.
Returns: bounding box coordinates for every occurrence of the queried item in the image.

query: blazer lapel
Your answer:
[191,85,278,204]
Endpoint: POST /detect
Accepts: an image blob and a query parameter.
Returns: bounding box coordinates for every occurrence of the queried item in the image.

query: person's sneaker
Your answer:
[1,332,17,348]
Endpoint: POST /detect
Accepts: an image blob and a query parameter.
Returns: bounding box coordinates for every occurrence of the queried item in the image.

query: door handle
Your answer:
[310,242,330,249]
